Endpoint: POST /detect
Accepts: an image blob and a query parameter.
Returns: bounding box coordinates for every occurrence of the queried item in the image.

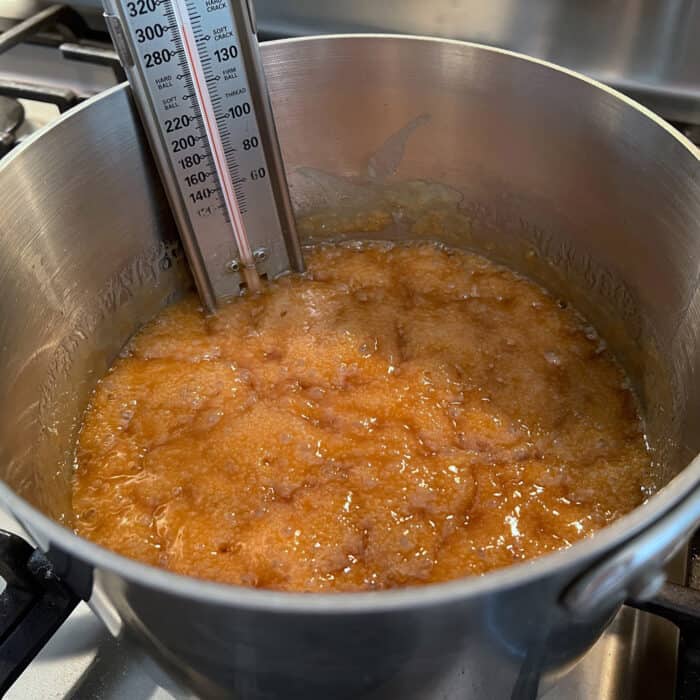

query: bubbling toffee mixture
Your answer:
[72,243,652,592]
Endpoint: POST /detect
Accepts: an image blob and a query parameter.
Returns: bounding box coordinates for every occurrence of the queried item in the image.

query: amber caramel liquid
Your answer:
[72,243,652,591]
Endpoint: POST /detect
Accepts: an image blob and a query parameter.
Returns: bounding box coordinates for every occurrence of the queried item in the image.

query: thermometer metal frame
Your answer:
[103,0,303,310]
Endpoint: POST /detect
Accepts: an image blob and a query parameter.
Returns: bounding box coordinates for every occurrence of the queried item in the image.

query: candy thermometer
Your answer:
[102,0,304,310]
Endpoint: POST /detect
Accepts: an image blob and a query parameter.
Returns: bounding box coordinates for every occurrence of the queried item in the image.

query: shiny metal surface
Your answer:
[563,486,700,616]
[0,35,698,699]
[0,95,22,151]
[40,0,700,123]
[253,0,700,125]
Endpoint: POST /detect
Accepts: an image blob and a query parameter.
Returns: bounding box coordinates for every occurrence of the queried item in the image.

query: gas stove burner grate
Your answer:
[0,4,123,145]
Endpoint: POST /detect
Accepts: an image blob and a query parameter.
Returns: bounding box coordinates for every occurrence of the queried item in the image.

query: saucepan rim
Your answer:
[1,33,698,614]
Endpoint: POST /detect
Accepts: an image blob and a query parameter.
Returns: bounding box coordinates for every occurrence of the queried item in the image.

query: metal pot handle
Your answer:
[0,529,79,695]
[561,486,700,617]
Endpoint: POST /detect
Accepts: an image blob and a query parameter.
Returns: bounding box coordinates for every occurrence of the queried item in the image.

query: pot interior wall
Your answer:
[0,37,698,527]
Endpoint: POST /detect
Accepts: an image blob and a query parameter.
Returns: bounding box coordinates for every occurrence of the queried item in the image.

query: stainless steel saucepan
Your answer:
[0,35,698,699]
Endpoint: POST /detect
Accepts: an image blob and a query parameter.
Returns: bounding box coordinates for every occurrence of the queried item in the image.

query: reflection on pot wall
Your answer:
[254,0,700,124]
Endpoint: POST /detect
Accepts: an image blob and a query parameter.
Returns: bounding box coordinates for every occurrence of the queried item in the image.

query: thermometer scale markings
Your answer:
[103,0,302,308]
[171,0,259,291]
